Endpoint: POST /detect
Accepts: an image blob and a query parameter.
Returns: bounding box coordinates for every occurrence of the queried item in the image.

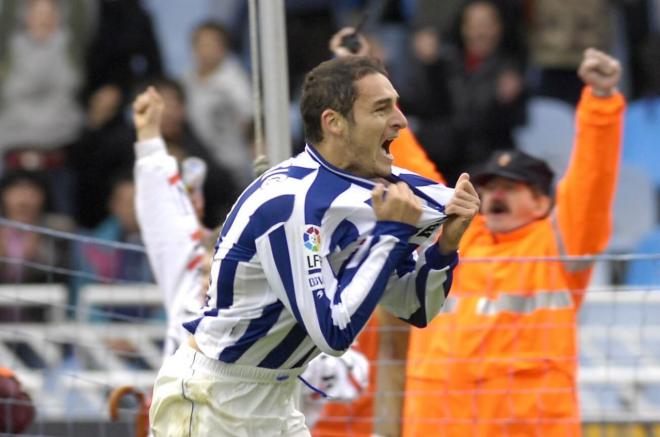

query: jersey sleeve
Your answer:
[256,204,418,356]
[134,137,205,315]
[378,245,458,327]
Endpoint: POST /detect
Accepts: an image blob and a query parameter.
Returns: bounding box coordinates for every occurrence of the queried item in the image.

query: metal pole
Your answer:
[257,0,291,166]
[247,0,265,160]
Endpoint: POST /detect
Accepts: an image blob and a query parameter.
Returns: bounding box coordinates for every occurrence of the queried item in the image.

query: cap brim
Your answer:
[472,169,530,186]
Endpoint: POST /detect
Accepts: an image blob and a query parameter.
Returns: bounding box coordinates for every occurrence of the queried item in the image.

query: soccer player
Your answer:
[137,56,479,436]
[403,48,625,436]
[131,97,370,430]
[131,96,370,429]
[134,136,211,358]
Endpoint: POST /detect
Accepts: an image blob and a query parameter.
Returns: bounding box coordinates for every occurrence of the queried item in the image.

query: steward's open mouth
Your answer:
[489,202,510,214]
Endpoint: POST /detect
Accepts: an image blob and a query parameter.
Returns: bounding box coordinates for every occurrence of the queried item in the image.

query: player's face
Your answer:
[343,73,407,179]
[479,177,550,233]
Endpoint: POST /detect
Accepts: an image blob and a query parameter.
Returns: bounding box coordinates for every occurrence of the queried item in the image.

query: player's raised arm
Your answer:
[132,86,207,355]
[133,86,164,142]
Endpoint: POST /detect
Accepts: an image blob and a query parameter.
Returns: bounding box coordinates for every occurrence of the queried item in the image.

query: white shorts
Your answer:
[149,343,310,437]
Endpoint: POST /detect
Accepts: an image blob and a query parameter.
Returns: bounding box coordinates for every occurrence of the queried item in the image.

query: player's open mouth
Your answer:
[381,139,394,159]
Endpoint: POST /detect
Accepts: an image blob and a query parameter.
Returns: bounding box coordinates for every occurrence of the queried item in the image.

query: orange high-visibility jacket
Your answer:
[391,127,444,183]
[313,127,442,436]
[404,88,625,437]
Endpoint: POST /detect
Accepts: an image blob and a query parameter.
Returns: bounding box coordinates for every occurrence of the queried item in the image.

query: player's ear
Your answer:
[321,109,346,137]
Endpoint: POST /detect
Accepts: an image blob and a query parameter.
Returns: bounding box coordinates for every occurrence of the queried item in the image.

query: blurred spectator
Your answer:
[183,21,253,187]
[528,0,615,104]
[411,0,464,43]
[0,0,89,215]
[618,0,653,99]
[84,0,163,103]
[143,0,246,78]
[637,32,660,97]
[0,0,88,150]
[0,172,70,286]
[411,0,526,63]
[285,0,336,97]
[151,77,239,228]
[404,0,527,185]
[72,173,152,293]
[70,83,135,229]
[71,172,156,324]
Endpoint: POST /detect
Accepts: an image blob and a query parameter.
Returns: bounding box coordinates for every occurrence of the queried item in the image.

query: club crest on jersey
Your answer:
[303,226,321,252]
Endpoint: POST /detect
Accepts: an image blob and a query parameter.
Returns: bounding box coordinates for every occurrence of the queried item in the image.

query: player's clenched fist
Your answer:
[437,173,480,254]
[132,86,165,141]
[371,182,422,226]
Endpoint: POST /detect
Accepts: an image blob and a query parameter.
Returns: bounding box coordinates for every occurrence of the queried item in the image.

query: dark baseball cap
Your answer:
[472,150,554,195]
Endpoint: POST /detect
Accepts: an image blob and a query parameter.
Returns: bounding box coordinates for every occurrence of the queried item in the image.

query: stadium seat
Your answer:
[76,284,165,323]
[609,165,657,253]
[579,291,660,421]
[514,97,576,177]
[591,163,656,286]
[0,285,68,323]
[622,98,660,188]
[624,226,660,287]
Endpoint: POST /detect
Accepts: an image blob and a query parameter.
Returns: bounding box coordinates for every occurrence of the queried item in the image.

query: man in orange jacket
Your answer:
[403,48,625,436]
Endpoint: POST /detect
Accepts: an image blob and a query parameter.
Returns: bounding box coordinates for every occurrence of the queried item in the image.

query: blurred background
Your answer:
[0,0,660,435]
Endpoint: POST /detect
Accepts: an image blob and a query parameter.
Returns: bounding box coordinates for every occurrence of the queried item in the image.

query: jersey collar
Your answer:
[305,144,446,212]
[305,144,377,190]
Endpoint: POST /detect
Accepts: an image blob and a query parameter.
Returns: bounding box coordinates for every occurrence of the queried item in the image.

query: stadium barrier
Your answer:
[1,219,660,435]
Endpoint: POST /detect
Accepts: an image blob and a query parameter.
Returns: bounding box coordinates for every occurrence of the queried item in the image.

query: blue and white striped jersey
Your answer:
[184,145,458,370]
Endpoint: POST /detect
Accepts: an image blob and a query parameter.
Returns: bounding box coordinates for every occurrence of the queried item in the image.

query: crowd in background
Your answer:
[1,0,660,306]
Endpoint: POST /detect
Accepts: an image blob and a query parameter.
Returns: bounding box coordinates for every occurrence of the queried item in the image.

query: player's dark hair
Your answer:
[300,56,387,146]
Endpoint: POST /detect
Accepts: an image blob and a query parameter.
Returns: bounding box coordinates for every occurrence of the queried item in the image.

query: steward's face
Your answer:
[343,73,407,179]
[479,177,551,233]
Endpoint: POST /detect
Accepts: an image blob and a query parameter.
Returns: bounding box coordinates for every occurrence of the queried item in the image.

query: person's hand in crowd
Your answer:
[578,48,622,97]
[87,84,122,129]
[437,173,480,254]
[411,27,441,64]
[371,182,423,226]
[496,69,523,104]
[329,27,370,58]
[132,86,164,141]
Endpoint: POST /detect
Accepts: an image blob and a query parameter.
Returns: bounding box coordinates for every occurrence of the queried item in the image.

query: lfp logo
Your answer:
[303,226,321,252]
